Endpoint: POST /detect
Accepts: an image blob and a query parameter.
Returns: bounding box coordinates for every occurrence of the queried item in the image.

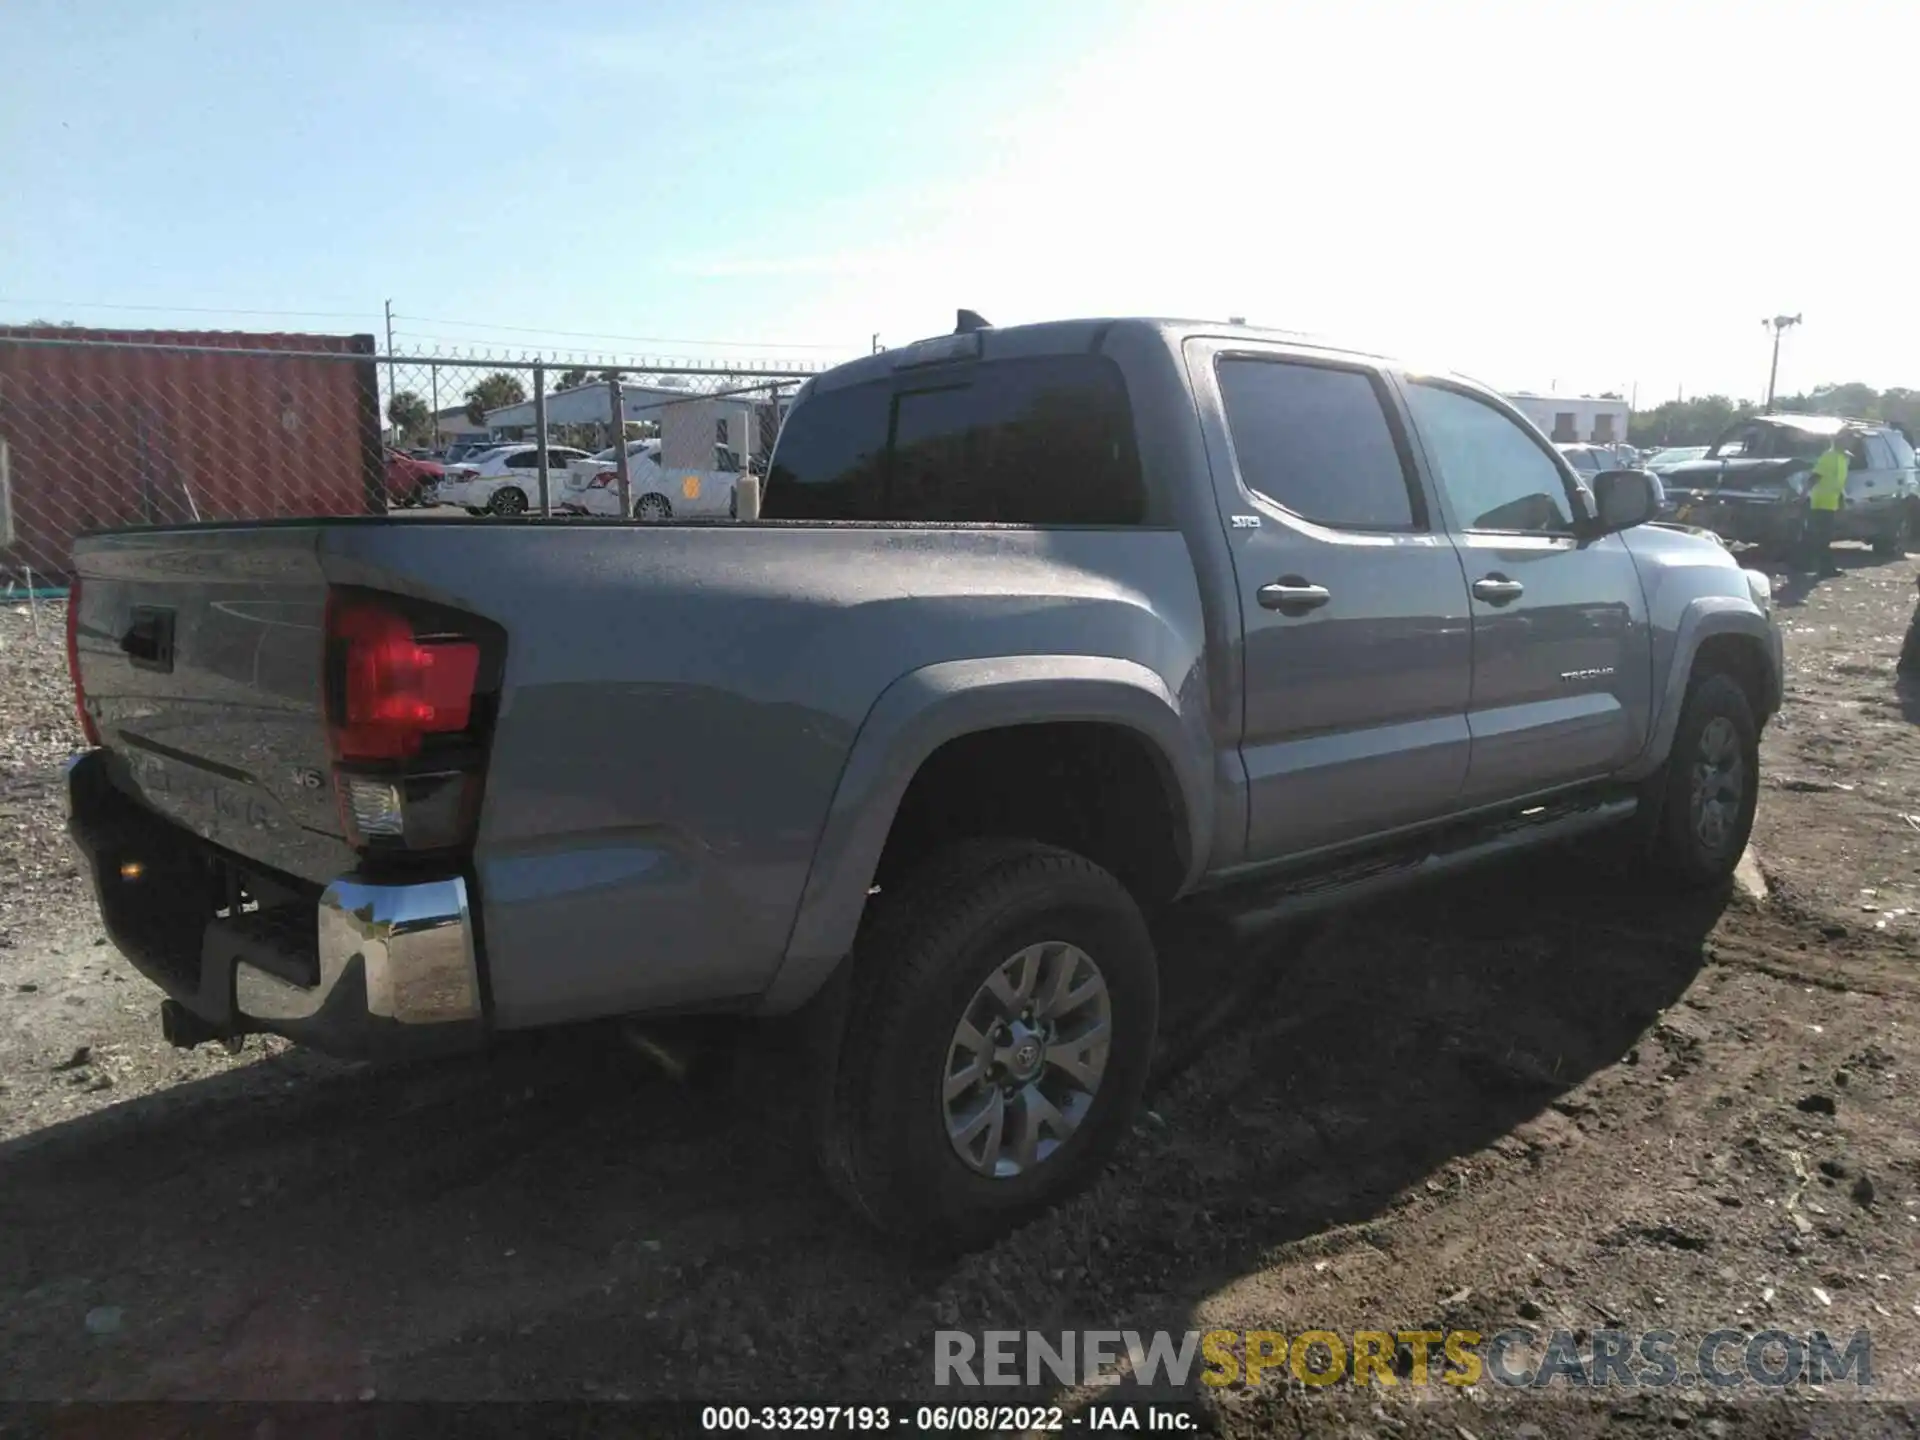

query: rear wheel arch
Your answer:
[871,719,1191,905]
[759,658,1210,1014]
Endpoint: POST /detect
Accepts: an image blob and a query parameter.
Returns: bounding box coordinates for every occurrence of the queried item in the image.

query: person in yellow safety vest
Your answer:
[1802,432,1849,575]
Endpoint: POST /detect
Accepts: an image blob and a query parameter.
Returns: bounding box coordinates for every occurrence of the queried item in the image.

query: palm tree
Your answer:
[464,372,527,426]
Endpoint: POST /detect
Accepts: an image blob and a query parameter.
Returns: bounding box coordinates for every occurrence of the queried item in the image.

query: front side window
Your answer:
[1765,426,1837,461]
[1405,382,1576,534]
[1215,358,1419,530]
[1708,426,1756,459]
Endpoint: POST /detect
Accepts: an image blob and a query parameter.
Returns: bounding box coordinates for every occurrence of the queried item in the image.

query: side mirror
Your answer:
[1591,468,1662,534]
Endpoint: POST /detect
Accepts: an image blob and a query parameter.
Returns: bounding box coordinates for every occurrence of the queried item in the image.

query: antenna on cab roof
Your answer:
[955,309,992,334]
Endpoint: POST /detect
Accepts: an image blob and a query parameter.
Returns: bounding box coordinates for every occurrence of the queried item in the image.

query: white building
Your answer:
[432,405,490,445]
[483,378,699,434]
[1507,392,1631,445]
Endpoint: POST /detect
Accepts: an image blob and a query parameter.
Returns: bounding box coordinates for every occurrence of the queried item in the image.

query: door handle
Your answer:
[1257,579,1331,614]
[1471,576,1525,606]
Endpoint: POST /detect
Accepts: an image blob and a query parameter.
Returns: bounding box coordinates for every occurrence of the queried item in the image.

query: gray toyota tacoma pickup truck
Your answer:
[65,316,1783,1246]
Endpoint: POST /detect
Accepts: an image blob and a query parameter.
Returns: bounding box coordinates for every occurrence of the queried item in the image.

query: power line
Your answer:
[0,298,854,354]
[395,312,854,351]
[0,297,380,321]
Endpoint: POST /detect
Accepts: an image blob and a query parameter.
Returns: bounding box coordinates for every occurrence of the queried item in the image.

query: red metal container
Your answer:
[0,327,384,577]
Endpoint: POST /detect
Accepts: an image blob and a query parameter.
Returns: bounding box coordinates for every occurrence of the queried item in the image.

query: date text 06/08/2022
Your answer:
[698,1403,1197,1431]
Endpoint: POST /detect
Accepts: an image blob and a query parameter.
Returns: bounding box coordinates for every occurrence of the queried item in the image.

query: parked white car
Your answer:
[559,439,740,521]
[558,439,662,516]
[434,444,593,515]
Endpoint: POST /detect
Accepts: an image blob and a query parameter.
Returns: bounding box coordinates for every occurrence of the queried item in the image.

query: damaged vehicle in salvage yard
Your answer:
[62,314,1783,1249]
[1659,412,1919,558]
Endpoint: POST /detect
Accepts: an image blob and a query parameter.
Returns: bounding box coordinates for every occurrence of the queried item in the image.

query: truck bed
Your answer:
[70,516,1207,1028]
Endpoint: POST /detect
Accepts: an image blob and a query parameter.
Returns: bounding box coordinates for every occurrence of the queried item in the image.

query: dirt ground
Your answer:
[2,546,1918,1437]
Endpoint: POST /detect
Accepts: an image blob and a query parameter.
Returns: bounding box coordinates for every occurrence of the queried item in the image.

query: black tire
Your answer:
[1873,508,1911,558]
[817,839,1158,1252]
[1644,671,1760,889]
[1899,594,1920,676]
[634,493,673,523]
[489,487,528,517]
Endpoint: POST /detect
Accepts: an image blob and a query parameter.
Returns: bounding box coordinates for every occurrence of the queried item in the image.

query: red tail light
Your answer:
[324,592,496,855]
[65,577,102,747]
[328,601,479,761]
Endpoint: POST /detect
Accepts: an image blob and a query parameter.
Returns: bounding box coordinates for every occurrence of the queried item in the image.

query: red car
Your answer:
[383,449,444,508]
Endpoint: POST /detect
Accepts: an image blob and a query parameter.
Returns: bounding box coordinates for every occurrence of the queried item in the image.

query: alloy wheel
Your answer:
[1689,715,1746,855]
[940,941,1112,1178]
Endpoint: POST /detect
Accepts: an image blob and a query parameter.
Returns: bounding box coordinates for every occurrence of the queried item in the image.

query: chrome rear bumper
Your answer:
[237,877,482,1031]
[68,749,486,1058]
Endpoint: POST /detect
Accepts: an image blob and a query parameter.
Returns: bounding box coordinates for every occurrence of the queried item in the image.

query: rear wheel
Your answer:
[1644,671,1759,889]
[489,487,528,516]
[1874,507,1911,558]
[1899,583,1920,676]
[816,839,1157,1251]
[634,493,673,523]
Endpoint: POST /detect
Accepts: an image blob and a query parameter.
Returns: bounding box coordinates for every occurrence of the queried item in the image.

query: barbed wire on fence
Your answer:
[0,329,828,577]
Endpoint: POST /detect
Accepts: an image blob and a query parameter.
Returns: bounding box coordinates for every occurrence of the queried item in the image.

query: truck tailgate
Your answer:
[72,526,353,884]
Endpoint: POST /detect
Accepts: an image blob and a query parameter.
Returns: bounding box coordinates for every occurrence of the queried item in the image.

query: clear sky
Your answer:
[3,0,1914,402]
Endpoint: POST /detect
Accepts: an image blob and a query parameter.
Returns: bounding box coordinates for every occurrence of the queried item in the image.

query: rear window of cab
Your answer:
[763,354,1145,525]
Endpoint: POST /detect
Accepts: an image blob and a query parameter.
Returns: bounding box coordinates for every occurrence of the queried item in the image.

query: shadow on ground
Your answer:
[0,846,1725,1402]
[1767,543,1912,608]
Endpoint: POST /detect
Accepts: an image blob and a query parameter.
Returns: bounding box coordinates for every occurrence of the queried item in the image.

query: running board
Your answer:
[1200,794,1639,939]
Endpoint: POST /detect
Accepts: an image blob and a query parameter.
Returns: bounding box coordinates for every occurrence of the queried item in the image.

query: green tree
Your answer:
[386,389,430,442]
[465,371,527,426]
[1628,395,1757,448]
[553,367,626,392]
[1775,382,1881,419]
[1628,381,1920,449]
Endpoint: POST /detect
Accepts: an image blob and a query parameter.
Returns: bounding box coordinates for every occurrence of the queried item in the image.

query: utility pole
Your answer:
[533,362,550,517]
[1762,313,1802,410]
[610,374,632,517]
[384,298,397,441]
[871,333,881,354]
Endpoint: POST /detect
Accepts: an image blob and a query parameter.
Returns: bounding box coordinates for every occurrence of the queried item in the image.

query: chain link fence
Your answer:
[0,327,821,580]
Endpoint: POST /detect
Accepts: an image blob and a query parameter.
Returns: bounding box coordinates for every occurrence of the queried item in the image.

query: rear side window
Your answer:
[1886,429,1915,468]
[763,355,1145,523]
[1216,358,1420,530]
